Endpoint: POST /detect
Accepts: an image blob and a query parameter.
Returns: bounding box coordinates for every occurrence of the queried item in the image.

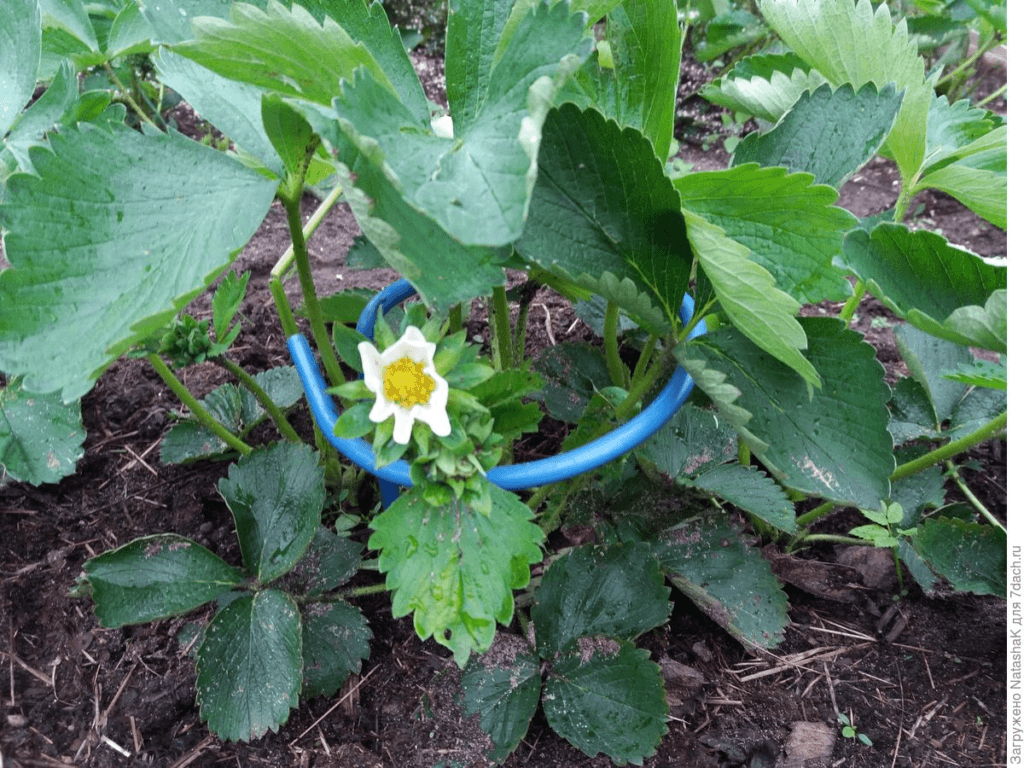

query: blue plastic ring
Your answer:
[288,278,706,492]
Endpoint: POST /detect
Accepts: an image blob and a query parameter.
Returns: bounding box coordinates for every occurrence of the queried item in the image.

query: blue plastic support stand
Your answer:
[287,278,707,506]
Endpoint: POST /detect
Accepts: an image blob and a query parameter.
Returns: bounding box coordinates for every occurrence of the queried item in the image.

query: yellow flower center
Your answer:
[382,356,436,409]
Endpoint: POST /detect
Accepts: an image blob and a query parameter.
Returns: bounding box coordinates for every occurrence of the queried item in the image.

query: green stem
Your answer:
[945,460,1005,533]
[798,534,876,547]
[104,62,159,130]
[216,356,302,443]
[491,285,513,371]
[603,302,627,388]
[737,438,751,467]
[634,334,657,383]
[795,501,835,529]
[613,343,675,422]
[975,82,1006,108]
[838,281,867,326]
[890,411,1006,482]
[540,475,587,535]
[892,186,916,225]
[270,185,345,281]
[342,582,390,599]
[148,355,253,456]
[527,485,551,513]
[282,194,345,388]
[512,282,540,368]
[936,33,994,88]
[270,276,300,337]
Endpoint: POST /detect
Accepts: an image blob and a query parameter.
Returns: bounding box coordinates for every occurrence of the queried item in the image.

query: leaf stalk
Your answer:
[889,411,1006,483]
[148,354,253,456]
[281,194,345,388]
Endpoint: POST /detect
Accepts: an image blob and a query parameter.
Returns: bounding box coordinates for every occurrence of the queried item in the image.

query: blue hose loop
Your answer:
[287,278,707,500]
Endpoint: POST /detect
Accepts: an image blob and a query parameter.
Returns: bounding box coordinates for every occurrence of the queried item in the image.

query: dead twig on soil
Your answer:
[289,663,380,746]
[168,735,215,768]
[732,645,863,682]
[121,439,161,476]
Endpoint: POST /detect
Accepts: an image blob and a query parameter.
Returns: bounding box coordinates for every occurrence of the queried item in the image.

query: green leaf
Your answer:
[469,369,542,409]
[106,2,156,58]
[944,385,1006,443]
[197,590,302,741]
[218,443,325,583]
[758,0,931,182]
[696,10,768,63]
[890,445,945,520]
[309,0,430,124]
[687,464,797,534]
[913,127,1006,229]
[913,517,1006,596]
[325,128,512,310]
[686,320,893,507]
[154,48,285,177]
[138,0,234,44]
[517,104,693,331]
[945,290,1007,355]
[544,639,668,765]
[368,483,544,666]
[636,404,738,481]
[262,94,318,189]
[333,400,375,439]
[922,95,1000,171]
[491,401,543,441]
[898,537,937,593]
[943,357,1005,390]
[0,0,41,137]
[83,534,246,627]
[700,52,829,122]
[534,343,614,423]
[212,271,249,342]
[445,0,518,135]
[533,543,671,658]
[675,165,855,304]
[344,235,387,270]
[461,634,542,763]
[279,526,363,598]
[561,0,681,162]
[894,324,971,424]
[733,82,904,189]
[673,353,759,447]
[913,97,1006,228]
[3,59,79,177]
[657,510,789,650]
[840,224,1007,353]
[39,0,98,52]
[317,288,374,325]
[301,600,371,698]
[0,378,84,485]
[683,213,820,392]
[174,0,394,107]
[888,376,941,444]
[326,0,591,253]
[561,386,630,455]
[0,123,278,401]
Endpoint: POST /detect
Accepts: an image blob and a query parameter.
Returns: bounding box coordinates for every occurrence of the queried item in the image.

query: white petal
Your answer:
[419,403,451,437]
[392,409,415,445]
[368,396,395,424]
[358,341,384,389]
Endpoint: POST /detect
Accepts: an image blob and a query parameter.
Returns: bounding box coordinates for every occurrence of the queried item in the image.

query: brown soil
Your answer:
[0,43,1007,768]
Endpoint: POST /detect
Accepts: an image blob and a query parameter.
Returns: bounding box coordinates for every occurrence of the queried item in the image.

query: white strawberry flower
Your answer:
[358,326,451,445]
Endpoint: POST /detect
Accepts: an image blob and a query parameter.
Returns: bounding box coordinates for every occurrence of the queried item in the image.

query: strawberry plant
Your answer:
[0,0,1005,761]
